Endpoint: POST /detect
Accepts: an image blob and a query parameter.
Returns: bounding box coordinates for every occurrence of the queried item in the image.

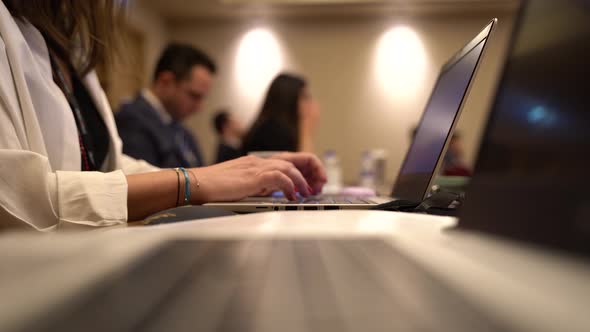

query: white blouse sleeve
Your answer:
[0,115,129,231]
[0,79,160,231]
[0,116,163,231]
[0,10,162,231]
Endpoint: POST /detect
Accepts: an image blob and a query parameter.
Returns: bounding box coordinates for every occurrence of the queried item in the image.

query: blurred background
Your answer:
[102,0,520,185]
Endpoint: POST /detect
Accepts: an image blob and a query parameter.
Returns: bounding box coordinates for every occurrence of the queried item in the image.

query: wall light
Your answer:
[235,28,283,110]
[374,26,427,100]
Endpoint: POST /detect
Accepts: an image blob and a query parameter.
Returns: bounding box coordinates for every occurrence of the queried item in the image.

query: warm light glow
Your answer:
[235,28,283,103]
[375,26,427,100]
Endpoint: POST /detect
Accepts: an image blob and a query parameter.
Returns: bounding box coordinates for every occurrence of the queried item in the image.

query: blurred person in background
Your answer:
[241,73,320,154]
[410,127,472,176]
[0,0,326,230]
[441,133,472,176]
[116,43,213,168]
[212,110,244,163]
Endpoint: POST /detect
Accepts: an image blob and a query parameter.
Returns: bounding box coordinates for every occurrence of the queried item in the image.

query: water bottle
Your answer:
[372,149,387,193]
[323,150,342,194]
[359,150,376,190]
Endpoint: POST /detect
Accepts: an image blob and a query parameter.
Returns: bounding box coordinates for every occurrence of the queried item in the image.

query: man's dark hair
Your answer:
[213,111,229,135]
[153,43,217,82]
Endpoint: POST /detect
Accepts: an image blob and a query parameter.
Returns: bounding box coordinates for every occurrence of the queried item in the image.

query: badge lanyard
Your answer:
[50,55,97,171]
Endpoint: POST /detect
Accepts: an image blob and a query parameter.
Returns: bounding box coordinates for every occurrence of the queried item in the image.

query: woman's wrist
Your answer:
[126,170,180,221]
[173,167,207,205]
[187,168,210,205]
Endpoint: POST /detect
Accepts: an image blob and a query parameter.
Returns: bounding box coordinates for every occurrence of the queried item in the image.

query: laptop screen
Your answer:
[458,0,590,256]
[391,21,494,202]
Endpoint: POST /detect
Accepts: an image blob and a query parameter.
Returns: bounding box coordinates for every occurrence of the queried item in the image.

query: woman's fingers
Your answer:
[259,170,296,201]
[306,156,327,194]
[274,152,326,194]
[280,163,311,197]
[277,152,326,180]
[259,160,310,198]
[190,154,322,203]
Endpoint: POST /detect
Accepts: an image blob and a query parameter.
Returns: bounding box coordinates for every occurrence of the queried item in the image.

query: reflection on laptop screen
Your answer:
[392,28,490,202]
[459,0,590,256]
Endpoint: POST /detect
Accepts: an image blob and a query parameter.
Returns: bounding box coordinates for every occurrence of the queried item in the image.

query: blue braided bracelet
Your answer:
[178,167,191,205]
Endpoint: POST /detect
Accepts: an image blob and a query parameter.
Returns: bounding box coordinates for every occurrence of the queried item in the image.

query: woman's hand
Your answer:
[190,153,326,203]
[271,152,326,195]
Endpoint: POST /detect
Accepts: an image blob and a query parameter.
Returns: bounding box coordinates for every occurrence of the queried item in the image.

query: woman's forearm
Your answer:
[125,152,327,222]
[126,170,179,221]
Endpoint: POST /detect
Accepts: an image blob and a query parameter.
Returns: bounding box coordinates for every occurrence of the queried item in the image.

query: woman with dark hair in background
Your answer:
[242,73,320,154]
[0,0,326,230]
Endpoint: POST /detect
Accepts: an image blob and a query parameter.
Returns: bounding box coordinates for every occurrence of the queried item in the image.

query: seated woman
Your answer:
[0,1,326,231]
[241,73,320,154]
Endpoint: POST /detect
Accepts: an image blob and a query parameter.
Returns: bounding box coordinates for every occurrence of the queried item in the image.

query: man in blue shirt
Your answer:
[116,43,216,168]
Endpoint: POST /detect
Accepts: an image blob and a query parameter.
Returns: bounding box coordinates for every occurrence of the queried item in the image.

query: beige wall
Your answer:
[126,2,170,86]
[169,13,516,183]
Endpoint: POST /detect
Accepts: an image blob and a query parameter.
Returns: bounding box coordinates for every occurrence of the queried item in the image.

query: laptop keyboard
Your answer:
[30,239,506,332]
[238,195,378,206]
[297,196,375,204]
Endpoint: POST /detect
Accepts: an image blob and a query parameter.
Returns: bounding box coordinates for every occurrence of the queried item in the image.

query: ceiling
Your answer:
[140,0,521,22]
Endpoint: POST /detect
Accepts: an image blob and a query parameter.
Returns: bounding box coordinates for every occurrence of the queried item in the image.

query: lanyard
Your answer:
[50,55,97,171]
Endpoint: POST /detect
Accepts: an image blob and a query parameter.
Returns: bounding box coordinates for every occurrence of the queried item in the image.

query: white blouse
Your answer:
[0,3,159,231]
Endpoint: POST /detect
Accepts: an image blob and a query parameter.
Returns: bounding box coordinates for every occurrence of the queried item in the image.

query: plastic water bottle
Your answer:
[323,150,342,194]
[359,150,376,190]
[372,149,387,193]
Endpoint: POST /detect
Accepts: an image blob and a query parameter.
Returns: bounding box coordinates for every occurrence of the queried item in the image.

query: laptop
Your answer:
[457,0,590,256]
[207,19,497,212]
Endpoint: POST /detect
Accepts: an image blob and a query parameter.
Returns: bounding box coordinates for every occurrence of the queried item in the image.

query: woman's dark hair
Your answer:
[242,73,307,152]
[4,0,121,76]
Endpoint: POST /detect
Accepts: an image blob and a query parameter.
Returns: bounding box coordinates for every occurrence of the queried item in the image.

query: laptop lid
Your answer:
[458,0,590,256]
[391,19,497,202]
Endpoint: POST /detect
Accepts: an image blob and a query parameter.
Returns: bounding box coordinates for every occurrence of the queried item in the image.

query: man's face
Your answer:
[168,66,213,121]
